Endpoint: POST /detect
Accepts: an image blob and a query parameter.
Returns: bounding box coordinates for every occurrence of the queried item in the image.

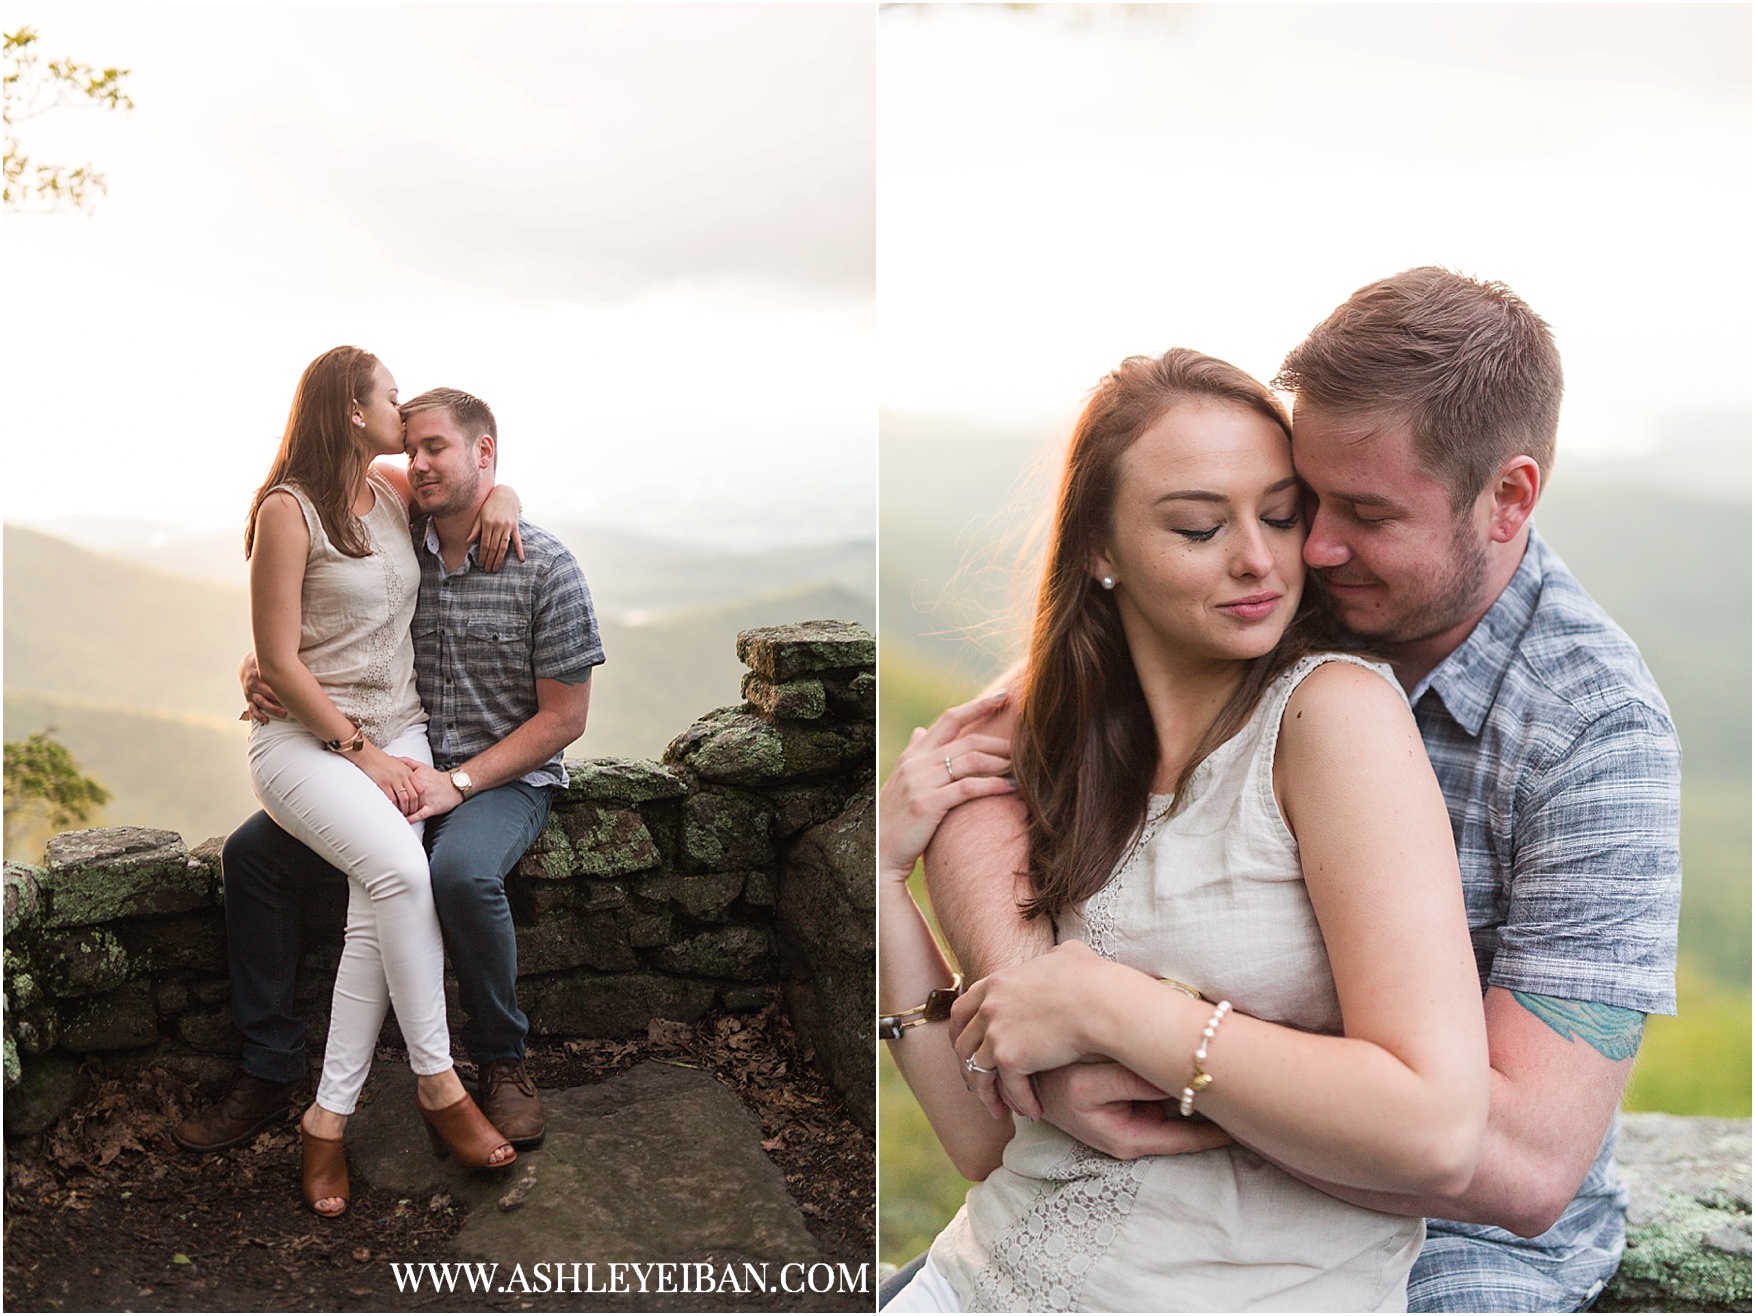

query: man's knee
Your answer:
[428,854,508,921]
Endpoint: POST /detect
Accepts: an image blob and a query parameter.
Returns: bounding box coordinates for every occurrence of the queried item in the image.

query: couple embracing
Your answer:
[172,348,603,1217]
[880,269,1680,1312]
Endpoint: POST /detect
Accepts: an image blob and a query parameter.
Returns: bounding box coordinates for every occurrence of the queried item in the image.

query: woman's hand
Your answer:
[353,742,422,817]
[879,690,1016,884]
[471,484,524,573]
[950,941,1142,1119]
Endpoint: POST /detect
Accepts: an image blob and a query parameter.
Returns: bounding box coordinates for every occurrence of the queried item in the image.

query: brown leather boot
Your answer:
[171,1071,299,1152]
[479,1058,547,1150]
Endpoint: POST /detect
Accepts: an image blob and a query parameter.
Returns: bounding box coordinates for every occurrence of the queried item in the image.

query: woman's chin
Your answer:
[1229,627,1291,661]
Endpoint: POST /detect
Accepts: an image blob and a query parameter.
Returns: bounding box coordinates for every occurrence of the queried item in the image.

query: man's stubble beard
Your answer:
[1324,515,1493,649]
[419,467,485,522]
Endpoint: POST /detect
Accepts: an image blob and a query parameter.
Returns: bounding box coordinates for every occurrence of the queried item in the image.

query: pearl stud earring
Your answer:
[1100,575,1116,590]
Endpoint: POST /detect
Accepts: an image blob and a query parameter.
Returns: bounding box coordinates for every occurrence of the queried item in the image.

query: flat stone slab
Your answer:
[348,1060,816,1271]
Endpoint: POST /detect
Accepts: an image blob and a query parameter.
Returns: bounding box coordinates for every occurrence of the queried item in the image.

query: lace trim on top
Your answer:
[347,501,408,742]
[968,1145,1151,1312]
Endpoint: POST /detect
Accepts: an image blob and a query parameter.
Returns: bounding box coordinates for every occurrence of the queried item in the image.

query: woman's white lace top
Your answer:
[929,653,1426,1313]
[269,469,424,744]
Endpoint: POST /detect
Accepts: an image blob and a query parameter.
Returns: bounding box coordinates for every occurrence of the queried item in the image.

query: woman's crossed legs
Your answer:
[248,721,451,1114]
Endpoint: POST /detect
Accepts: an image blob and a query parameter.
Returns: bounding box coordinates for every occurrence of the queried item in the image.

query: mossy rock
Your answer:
[634,871,747,923]
[4,864,43,938]
[515,908,637,974]
[557,805,663,879]
[559,757,691,805]
[651,926,775,982]
[664,708,872,786]
[41,927,131,998]
[679,792,775,872]
[4,1051,82,1137]
[1599,1113,1751,1312]
[39,828,216,927]
[59,978,158,1052]
[740,673,827,721]
[735,621,874,683]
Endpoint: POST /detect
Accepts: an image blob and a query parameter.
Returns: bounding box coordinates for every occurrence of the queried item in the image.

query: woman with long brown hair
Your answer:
[245,346,520,1216]
[878,349,1488,1311]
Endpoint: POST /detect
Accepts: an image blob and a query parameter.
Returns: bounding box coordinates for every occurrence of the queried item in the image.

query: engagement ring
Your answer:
[945,755,958,781]
[964,1055,993,1074]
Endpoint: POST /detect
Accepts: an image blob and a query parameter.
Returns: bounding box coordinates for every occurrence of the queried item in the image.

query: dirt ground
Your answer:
[2,997,875,1312]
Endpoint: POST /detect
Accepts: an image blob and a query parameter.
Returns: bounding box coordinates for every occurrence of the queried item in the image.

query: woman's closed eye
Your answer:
[1175,510,1299,542]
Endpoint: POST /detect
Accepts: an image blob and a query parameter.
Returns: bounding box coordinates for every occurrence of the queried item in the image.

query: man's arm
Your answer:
[922,793,1050,979]
[1264,986,1636,1236]
[405,674,591,819]
[1033,989,1635,1223]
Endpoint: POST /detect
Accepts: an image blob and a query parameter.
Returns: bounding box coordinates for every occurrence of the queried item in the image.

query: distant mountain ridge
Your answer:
[16,514,877,624]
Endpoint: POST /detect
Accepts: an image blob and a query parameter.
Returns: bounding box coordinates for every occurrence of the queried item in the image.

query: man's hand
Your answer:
[238,651,289,724]
[1035,1062,1233,1160]
[399,761,465,821]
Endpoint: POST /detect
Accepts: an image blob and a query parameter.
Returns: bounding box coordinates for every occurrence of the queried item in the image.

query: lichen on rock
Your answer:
[1599,1112,1752,1312]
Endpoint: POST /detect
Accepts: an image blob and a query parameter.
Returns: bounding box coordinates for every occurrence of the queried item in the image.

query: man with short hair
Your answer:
[920,269,1680,1312]
[174,387,603,1154]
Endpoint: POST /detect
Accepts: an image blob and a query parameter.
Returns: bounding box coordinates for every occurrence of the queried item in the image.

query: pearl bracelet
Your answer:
[1178,999,1232,1117]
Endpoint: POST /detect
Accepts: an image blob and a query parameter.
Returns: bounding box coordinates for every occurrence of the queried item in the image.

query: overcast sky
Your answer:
[5,4,875,545]
[880,4,1751,468]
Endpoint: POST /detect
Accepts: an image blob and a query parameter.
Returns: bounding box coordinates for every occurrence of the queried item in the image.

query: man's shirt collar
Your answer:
[1404,532,1545,736]
[420,518,477,580]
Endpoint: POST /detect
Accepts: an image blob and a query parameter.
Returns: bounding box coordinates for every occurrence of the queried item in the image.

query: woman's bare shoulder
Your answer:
[251,488,311,557]
[1286,656,1404,716]
[1278,657,1418,768]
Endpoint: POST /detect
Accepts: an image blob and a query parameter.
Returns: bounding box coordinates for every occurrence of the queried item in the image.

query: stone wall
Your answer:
[1599,1112,1751,1312]
[3,620,875,1136]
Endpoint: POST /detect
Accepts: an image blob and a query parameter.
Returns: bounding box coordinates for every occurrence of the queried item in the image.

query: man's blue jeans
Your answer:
[223,781,552,1083]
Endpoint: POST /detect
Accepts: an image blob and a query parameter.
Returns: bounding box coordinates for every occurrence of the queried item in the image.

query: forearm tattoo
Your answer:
[1511,991,1646,1061]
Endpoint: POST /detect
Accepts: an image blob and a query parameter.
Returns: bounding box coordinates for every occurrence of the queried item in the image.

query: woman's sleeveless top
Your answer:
[268,469,424,744]
[929,653,1426,1313]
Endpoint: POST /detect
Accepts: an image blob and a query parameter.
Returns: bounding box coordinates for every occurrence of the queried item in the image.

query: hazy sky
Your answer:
[5,4,875,545]
[880,4,1751,465]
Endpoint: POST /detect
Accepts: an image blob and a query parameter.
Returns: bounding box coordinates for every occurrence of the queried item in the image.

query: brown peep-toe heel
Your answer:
[419,1091,517,1169]
[301,1128,350,1218]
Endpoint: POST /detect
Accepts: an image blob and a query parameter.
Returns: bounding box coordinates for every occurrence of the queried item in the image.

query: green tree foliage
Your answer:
[4,731,110,861]
[3,26,134,214]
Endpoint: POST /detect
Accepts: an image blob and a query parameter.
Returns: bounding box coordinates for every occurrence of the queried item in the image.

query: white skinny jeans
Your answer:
[247,718,450,1114]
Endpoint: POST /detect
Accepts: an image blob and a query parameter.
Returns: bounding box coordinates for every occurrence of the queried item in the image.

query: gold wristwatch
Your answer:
[449,769,474,801]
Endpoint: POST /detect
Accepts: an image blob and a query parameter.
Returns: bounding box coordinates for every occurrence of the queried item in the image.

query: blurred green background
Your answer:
[878,410,1753,1267]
